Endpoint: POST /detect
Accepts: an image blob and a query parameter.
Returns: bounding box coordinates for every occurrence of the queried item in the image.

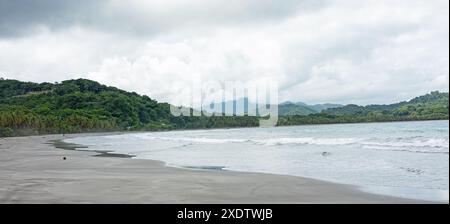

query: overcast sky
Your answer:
[0,0,448,105]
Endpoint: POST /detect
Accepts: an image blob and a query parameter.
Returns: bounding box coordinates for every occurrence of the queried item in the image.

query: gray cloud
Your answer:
[0,0,105,37]
[0,0,448,105]
[0,0,325,38]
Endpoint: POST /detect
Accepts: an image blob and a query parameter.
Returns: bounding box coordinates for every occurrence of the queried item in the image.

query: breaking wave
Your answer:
[361,138,449,154]
[254,137,362,146]
[105,132,449,154]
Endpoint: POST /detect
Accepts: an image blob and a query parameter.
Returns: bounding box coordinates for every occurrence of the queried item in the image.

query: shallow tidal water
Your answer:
[66,120,449,202]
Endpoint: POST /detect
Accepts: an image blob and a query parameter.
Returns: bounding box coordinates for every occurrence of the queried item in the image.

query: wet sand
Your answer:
[0,133,429,203]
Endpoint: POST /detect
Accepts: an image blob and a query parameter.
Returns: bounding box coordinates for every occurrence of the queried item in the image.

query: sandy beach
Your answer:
[0,133,429,204]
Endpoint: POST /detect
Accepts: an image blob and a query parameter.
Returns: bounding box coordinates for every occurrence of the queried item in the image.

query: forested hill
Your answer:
[322,91,449,118]
[0,78,260,137]
[0,79,167,136]
[277,91,448,126]
[0,78,448,137]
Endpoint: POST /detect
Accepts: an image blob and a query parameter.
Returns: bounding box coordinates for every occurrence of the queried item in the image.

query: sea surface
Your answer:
[66,120,449,202]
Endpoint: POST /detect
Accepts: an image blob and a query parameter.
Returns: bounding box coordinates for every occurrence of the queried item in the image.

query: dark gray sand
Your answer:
[0,133,430,203]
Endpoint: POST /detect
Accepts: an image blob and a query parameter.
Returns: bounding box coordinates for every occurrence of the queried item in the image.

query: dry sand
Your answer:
[0,133,428,203]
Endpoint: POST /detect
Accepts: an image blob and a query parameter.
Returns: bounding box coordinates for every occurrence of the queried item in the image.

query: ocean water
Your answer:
[66,120,449,202]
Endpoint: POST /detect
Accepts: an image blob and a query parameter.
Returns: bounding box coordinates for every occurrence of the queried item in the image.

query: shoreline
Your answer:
[2,119,448,139]
[0,133,436,203]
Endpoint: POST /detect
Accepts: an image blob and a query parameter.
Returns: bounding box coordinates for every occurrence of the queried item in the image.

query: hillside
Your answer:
[276,91,448,127]
[202,99,341,116]
[201,98,318,116]
[0,78,259,136]
[322,91,449,119]
[279,102,343,115]
[279,103,318,116]
[0,79,170,135]
[306,103,343,112]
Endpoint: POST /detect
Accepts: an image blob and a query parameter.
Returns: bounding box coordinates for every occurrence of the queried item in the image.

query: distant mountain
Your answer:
[200,98,251,115]
[201,99,342,116]
[279,103,317,116]
[279,102,343,115]
[308,103,344,112]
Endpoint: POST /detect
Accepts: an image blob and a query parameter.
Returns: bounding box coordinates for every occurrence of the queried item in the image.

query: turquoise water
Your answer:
[66,120,449,202]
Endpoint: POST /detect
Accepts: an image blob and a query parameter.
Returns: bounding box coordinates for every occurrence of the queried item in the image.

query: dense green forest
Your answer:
[321,91,449,117]
[0,78,259,137]
[279,91,449,126]
[0,78,448,137]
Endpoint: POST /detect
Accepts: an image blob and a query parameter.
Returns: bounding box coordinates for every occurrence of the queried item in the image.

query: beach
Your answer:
[0,133,431,204]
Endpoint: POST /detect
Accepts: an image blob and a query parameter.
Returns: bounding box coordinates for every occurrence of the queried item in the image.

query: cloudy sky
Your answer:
[0,0,448,105]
